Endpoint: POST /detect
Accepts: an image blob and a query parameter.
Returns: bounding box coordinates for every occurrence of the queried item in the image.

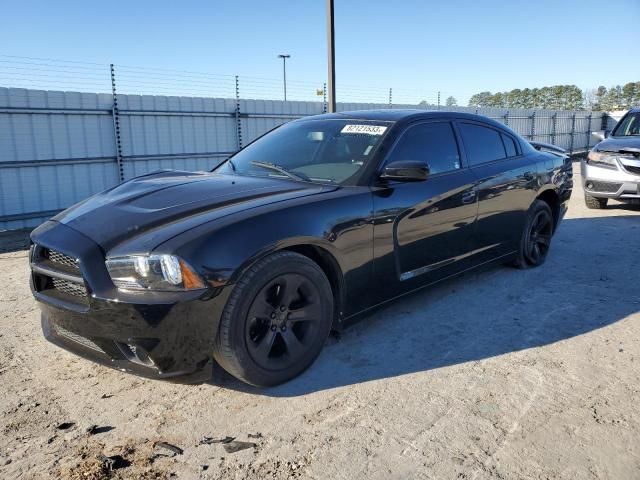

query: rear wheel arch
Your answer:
[512,199,554,269]
[535,188,561,231]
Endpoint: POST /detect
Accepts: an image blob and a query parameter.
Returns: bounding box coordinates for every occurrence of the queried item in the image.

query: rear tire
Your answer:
[213,251,333,387]
[512,200,554,269]
[584,194,608,209]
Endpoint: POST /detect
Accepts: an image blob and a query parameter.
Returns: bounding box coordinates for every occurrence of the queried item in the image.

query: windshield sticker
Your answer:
[341,124,387,135]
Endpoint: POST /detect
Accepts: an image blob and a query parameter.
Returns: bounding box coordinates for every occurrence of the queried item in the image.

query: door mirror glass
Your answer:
[591,130,609,141]
[381,161,429,181]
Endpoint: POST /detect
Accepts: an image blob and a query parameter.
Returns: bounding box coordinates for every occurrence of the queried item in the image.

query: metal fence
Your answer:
[0,83,613,231]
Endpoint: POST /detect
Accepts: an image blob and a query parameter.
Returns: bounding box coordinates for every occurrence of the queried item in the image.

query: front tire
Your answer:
[584,194,608,209]
[213,251,333,387]
[512,200,554,269]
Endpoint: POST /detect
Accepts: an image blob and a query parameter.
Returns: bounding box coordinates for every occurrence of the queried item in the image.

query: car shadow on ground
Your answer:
[208,214,640,397]
[607,203,640,212]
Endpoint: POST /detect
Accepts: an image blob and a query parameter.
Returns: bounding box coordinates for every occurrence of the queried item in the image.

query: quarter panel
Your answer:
[471,155,539,257]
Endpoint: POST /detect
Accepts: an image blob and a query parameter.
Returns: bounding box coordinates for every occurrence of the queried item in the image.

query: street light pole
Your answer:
[326,0,336,113]
[278,54,290,101]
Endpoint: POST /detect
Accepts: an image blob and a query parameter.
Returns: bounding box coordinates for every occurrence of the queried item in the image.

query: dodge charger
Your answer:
[30,110,573,386]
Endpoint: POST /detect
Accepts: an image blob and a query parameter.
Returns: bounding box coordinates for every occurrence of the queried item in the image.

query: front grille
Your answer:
[46,249,80,271]
[586,180,621,193]
[54,324,104,353]
[623,165,640,176]
[31,244,89,308]
[52,278,87,298]
[112,279,141,291]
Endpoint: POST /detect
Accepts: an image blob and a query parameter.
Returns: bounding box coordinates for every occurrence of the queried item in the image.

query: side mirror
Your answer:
[381,161,429,182]
[591,130,608,141]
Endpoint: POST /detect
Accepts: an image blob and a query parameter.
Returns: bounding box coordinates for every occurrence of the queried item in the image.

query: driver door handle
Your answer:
[461,190,476,204]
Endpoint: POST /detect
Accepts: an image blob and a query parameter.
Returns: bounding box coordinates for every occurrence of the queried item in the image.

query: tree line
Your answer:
[466,82,640,111]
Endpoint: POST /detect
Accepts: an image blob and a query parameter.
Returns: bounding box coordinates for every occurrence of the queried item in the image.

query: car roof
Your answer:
[301,109,509,129]
[323,109,431,121]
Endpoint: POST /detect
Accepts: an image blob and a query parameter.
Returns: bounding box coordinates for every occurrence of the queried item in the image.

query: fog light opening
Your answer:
[117,342,155,367]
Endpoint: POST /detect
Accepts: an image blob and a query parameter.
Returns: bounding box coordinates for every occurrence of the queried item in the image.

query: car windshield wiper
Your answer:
[249,161,310,182]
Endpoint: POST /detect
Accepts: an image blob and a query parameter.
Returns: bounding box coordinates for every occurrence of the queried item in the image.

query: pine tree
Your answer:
[594,86,608,111]
[468,92,492,107]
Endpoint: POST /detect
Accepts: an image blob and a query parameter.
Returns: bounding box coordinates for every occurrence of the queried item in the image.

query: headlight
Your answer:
[586,151,620,169]
[106,254,205,291]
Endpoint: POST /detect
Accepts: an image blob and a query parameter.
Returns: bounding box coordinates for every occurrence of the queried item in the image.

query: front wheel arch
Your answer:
[213,250,334,386]
[228,240,345,329]
[282,244,345,329]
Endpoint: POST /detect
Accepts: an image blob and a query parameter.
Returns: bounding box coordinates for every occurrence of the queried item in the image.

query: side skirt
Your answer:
[337,250,517,330]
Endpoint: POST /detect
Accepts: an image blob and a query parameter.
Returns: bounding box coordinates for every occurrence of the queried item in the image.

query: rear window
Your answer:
[459,123,506,166]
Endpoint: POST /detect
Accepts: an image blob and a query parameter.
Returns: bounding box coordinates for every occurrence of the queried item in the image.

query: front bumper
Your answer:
[30,221,231,383]
[580,160,640,200]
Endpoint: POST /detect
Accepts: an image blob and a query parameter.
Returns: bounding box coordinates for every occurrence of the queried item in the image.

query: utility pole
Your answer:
[278,54,290,101]
[326,0,336,113]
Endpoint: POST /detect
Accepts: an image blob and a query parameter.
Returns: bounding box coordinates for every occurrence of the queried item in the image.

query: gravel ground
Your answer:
[1,164,639,480]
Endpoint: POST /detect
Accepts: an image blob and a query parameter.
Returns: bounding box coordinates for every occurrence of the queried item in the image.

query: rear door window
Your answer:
[501,133,518,157]
[459,123,507,166]
[386,122,461,175]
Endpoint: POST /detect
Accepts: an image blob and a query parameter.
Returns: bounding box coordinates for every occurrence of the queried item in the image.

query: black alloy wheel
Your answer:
[245,273,322,371]
[512,200,554,269]
[213,251,333,387]
[524,208,553,265]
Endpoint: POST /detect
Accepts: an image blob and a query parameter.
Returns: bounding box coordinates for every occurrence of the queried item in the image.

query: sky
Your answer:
[2,0,639,104]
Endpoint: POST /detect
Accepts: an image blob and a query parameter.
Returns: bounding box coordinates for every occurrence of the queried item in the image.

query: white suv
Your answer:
[581,107,640,209]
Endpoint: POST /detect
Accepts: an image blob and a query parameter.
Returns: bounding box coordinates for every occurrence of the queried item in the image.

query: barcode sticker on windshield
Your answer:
[341,124,387,135]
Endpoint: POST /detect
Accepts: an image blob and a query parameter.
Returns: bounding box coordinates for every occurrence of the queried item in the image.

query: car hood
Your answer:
[53,170,333,252]
[595,136,640,153]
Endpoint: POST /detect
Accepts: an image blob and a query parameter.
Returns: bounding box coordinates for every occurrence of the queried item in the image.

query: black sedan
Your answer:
[30,110,573,386]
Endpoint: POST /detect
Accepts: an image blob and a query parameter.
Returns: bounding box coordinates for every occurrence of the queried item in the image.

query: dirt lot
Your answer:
[1,164,639,480]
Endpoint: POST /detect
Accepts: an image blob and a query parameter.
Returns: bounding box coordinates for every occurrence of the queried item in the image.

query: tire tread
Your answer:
[584,194,608,209]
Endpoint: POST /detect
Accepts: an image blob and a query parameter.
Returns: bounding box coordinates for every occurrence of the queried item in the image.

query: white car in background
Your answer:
[581,107,640,209]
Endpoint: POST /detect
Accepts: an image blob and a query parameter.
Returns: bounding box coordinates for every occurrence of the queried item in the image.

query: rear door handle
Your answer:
[462,190,476,204]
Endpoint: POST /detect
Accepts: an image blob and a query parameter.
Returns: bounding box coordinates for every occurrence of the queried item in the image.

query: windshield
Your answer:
[216,119,392,184]
[612,112,640,137]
